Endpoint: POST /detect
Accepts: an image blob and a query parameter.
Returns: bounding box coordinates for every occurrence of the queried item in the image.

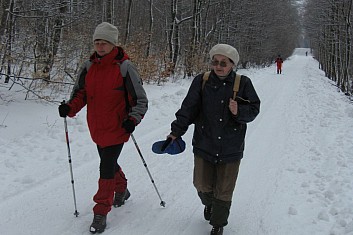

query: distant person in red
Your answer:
[275,55,283,74]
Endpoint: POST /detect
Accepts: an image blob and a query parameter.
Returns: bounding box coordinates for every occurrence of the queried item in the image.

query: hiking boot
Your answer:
[113,188,131,207]
[204,205,212,221]
[210,226,223,235]
[89,214,106,234]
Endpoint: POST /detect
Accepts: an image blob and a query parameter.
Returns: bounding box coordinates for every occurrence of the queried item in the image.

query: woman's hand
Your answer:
[229,98,238,116]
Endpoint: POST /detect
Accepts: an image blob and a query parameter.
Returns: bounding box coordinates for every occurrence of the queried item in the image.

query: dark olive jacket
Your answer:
[171,70,260,164]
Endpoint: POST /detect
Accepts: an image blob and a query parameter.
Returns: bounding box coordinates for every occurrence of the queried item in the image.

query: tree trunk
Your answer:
[124,0,133,44]
[4,0,14,83]
[146,0,153,57]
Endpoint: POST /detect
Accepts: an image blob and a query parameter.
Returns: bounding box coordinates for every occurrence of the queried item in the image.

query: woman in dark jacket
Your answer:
[167,44,260,235]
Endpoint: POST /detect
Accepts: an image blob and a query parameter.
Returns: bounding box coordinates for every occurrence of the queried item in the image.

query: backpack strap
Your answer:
[202,71,211,90]
[233,74,242,100]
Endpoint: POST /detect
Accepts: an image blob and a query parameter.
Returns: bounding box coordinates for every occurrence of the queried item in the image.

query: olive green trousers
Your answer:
[193,155,241,227]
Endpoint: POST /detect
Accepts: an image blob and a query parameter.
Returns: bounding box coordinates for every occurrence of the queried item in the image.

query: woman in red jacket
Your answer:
[58,22,148,233]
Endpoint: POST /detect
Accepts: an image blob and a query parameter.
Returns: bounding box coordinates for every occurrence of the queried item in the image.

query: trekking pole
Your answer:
[62,100,80,217]
[130,134,166,207]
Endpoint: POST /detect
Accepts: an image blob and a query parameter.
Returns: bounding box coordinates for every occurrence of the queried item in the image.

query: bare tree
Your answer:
[1,0,14,83]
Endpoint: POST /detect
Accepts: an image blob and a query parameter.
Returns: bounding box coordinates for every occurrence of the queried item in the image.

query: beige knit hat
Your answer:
[209,44,239,65]
[93,22,119,45]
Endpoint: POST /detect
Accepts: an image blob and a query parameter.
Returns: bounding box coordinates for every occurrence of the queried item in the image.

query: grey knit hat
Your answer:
[209,44,239,65]
[93,22,119,45]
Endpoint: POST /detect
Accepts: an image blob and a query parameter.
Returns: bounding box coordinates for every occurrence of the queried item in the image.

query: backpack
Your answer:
[202,71,242,100]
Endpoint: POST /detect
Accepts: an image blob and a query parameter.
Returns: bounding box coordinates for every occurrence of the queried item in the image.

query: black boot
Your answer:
[90,214,107,234]
[113,188,131,207]
[209,199,231,228]
[204,205,212,221]
[210,226,223,235]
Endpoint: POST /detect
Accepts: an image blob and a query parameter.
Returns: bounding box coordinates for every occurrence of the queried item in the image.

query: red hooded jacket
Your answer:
[67,47,148,147]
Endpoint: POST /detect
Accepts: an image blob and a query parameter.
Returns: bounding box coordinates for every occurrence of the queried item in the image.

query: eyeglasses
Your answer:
[211,60,229,67]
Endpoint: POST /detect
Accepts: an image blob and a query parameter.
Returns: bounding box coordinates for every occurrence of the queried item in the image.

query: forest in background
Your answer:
[0,0,352,101]
[304,0,353,96]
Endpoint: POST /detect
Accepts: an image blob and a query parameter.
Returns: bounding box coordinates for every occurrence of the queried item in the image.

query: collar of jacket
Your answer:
[210,70,236,83]
[90,46,130,65]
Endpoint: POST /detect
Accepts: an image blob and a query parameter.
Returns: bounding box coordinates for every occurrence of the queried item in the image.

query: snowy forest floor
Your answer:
[1,48,353,235]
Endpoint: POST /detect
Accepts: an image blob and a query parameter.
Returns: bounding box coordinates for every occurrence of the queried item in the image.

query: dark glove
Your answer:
[161,137,173,151]
[58,104,70,118]
[122,118,136,133]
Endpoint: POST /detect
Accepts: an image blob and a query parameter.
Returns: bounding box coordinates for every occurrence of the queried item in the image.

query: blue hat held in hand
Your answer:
[152,137,186,155]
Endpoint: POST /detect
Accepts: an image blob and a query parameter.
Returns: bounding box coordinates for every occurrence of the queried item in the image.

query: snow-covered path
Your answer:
[1,48,353,235]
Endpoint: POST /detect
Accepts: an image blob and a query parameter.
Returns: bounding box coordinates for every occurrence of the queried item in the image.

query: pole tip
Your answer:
[160,201,166,207]
[74,211,80,217]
